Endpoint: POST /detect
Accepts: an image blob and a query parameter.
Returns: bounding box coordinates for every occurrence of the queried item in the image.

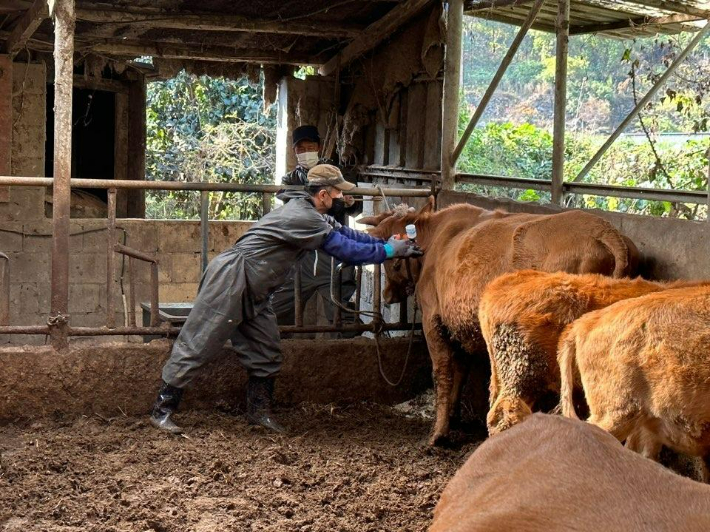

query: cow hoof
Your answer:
[428,432,451,448]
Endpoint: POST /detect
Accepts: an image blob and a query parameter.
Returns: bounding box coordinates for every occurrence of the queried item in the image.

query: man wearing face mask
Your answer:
[271,125,360,334]
[149,164,422,435]
[281,125,359,223]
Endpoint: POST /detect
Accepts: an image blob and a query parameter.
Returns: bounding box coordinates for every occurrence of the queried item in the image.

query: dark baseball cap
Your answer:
[292,125,320,147]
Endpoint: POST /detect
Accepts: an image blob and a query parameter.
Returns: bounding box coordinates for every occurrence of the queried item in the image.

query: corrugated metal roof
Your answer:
[465,1,710,38]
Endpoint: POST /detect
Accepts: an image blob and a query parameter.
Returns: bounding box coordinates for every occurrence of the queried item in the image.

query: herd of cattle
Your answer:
[360,198,710,530]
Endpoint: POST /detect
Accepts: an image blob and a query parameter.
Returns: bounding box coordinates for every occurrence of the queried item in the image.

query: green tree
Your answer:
[145,70,277,220]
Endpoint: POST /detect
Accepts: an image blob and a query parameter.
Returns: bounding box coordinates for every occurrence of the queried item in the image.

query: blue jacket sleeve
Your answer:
[321,230,387,265]
[337,225,386,245]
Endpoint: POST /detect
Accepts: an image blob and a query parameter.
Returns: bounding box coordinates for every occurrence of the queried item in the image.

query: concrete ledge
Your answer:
[0,338,432,422]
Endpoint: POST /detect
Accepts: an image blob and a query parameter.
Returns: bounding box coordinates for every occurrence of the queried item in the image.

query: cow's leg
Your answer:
[589,411,638,444]
[448,355,470,430]
[626,426,661,461]
[424,317,455,446]
[701,454,710,484]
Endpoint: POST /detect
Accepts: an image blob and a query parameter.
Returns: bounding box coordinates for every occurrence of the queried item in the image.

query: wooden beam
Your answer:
[5,0,49,55]
[441,0,463,190]
[126,77,146,218]
[570,13,704,35]
[0,55,11,203]
[73,75,129,93]
[0,1,33,14]
[465,0,531,11]
[319,0,433,76]
[74,8,364,39]
[88,40,320,66]
[551,0,569,205]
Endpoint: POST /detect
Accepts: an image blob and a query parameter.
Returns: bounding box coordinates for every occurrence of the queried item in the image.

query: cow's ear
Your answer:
[418,196,435,216]
[359,211,391,226]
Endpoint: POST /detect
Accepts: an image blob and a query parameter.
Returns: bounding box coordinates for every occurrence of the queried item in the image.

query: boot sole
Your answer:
[150,417,184,435]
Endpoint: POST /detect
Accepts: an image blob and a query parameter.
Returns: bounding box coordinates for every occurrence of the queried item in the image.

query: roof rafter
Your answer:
[3,0,47,55]
[86,39,322,66]
[570,12,705,35]
[618,0,710,19]
[74,8,364,39]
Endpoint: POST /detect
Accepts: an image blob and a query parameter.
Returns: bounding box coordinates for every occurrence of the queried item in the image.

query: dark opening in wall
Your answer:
[45,86,115,215]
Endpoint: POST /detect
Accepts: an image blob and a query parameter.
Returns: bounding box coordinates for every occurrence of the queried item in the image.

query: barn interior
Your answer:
[1,0,710,529]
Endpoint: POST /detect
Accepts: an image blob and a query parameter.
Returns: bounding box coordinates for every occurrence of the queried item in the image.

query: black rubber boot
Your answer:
[150,381,184,434]
[246,376,286,434]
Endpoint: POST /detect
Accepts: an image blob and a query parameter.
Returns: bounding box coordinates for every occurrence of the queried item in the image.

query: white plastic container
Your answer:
[405,224,417,241]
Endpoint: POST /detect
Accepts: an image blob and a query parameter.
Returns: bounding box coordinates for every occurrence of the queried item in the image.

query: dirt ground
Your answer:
[0,402,483,532]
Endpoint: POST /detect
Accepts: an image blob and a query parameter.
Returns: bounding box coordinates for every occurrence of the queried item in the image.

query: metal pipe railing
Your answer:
[0,176,432,197]
[106,189,117,328]
[1,175,429,341]
[113,244,159,327]
[456,173,710,205]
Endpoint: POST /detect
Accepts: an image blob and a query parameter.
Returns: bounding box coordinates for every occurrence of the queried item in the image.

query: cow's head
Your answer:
[486,395,533,436]
[359,196,435,304]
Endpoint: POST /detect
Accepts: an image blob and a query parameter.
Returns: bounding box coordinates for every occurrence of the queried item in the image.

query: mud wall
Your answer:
[438,190,710,281]
[340,7,444,169]
[0,338,432,421]
[0,61,46,222]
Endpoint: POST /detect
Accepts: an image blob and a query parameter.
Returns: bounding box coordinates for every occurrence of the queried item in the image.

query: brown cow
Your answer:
[559,285,710,481]
[430,414,710,532]
[479,270,705,435]
[362,198,635,445]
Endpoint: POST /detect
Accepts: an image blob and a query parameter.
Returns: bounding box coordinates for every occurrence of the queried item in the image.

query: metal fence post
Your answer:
[106,188,117,328]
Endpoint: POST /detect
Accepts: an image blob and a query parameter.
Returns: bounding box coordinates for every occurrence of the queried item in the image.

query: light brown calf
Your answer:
[559,285,710,481]
[479,270,703,435]
[430,414,710,532]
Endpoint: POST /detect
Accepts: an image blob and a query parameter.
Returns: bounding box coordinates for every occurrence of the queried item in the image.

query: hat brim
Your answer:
[292,136,320,147]
[333,181,356,192]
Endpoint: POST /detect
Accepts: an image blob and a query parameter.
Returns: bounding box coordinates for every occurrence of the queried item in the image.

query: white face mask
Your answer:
[296,151,319,170]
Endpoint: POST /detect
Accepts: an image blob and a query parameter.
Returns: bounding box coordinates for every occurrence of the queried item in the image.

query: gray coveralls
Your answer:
[271,163,361,328]
[161,190,339,388]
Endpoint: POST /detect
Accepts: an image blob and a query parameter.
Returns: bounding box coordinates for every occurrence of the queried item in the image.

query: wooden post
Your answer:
[441,0,463,191]
[551,0,569,205]
[49,0,75,350]
[0,55,11,203]
[127,76,146,217]
[106,188,117,328]
[200,191,209,274]
[114,92,129,217]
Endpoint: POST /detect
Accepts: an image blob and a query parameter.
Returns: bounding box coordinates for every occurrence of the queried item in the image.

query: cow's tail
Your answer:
[558,329,580,420]
[598,225,629,278]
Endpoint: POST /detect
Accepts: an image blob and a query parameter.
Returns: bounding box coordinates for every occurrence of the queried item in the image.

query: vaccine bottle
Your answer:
[405,224,417,242]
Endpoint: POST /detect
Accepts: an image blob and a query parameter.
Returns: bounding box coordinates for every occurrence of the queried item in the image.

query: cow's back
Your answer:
[430,414,710,532]
[428,210,632,348]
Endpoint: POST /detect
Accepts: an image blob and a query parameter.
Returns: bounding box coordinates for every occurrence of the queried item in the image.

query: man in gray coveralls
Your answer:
[150,164,422,435]
[271,125,361,333]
